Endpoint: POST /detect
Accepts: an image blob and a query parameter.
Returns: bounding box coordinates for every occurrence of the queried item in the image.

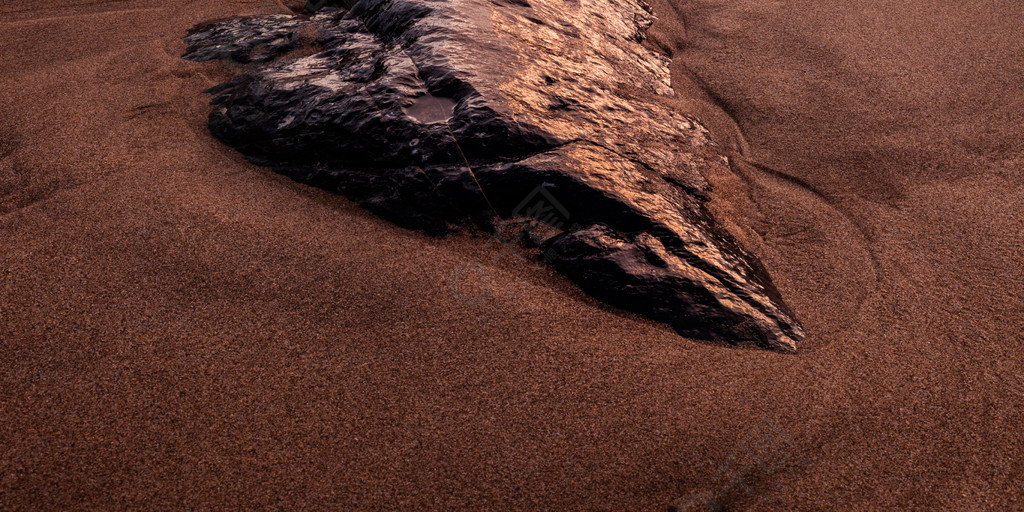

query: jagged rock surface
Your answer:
[182,0,805,350]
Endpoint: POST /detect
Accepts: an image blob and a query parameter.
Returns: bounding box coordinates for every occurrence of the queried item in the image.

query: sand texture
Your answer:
[1,0,1022,510]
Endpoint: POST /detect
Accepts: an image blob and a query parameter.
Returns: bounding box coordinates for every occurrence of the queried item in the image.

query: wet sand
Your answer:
[1,0,1022,510]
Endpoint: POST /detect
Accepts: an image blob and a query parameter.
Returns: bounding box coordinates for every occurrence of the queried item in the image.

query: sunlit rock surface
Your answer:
[182,0,804,350]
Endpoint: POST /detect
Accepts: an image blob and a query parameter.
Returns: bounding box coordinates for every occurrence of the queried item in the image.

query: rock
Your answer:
[183,15,308,63]
[181,0,805,350]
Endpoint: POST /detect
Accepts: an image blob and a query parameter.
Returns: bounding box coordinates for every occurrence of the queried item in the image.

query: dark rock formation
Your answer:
[182,0,805,350]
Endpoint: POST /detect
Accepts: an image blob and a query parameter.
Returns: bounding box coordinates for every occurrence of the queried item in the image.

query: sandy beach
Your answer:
[1,0,1022,509]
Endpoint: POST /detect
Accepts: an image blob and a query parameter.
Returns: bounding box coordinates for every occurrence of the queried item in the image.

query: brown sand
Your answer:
[1,0,1022,509]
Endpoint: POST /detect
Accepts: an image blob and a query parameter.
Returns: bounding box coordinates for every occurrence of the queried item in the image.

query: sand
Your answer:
[1,0,1022,509]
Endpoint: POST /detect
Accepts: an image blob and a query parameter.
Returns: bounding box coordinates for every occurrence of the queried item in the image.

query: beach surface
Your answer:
[1,0,1022,509]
